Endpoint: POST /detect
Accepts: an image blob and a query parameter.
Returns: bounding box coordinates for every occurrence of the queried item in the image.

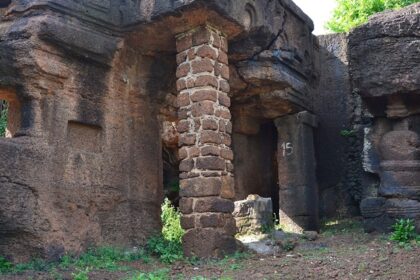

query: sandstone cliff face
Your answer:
[0,0,319,261]
[349,3,420,103]
[349,4,420,233]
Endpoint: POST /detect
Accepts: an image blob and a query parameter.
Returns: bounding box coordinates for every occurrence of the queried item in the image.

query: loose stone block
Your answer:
[233,195,273,235]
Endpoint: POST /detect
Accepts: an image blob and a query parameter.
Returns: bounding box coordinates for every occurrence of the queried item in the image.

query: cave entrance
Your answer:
[233,120,279,221]
[0,89,20,138]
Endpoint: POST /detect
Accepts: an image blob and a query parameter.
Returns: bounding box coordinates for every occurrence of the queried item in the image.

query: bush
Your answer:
[146,199,184,264]
[161,198,184,243]
[0,103,7,137]
[327,0,420,32]
[390,218,418,244]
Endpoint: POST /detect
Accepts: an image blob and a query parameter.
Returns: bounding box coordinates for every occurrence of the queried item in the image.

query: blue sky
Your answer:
[293,0,337,34]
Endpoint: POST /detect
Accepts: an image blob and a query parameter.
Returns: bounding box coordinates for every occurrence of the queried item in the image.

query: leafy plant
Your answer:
[127,269,170,280]
[161,198,184,243]
[72,267,90,280]
[146,235,183,264]
[0,102,8,137]
[0,256,13,273]
[327,0,420,32]
[146,199,184,264]
[60,247,148,271]
[390,218,417,244]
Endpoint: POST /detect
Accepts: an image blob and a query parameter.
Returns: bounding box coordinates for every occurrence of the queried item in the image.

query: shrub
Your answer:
[390,218,417,244]
[327,0,420,32]
[161,198,184,243]
[146,199,184,264]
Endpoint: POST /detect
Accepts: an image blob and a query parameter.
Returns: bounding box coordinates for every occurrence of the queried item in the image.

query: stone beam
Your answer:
[175,25,236,258]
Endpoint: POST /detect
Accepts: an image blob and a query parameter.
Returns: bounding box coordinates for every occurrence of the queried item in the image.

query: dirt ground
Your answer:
[2,219,420,280]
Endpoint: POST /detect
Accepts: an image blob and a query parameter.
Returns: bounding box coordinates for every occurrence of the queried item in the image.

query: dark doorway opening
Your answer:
[233,120,279,220]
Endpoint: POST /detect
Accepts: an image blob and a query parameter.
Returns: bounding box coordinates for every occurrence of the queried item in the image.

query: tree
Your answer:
[326,0,420,32]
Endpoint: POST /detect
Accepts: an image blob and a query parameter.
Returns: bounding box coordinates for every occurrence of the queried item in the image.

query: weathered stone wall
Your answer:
[314,34,364,218]
[0,8,171,262]
[348,3,420,232]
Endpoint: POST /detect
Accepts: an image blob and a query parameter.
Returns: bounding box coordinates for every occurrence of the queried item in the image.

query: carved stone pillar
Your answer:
[175,25,236,258]
[274,111,319,232]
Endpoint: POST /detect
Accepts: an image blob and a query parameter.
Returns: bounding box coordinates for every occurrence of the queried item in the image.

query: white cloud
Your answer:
[292,0,337,35]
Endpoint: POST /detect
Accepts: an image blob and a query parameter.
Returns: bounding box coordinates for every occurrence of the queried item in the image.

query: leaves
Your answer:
[390,218,418,244]
[327,0,420,32]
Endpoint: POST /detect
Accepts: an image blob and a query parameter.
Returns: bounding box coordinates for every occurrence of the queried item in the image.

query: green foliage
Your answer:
[161,198,184,243]
[127,269,170,280]
[146,235,183,264]
[281,240,296,252]
[0,103,8,137]
[72,268,90,280]
[60,247,149,271]
[0,256,13,273]
[146,199,184,264]
[390,219,418,244]
[327,0,420,32]
[340,129,356,137]
[321,218,364,236]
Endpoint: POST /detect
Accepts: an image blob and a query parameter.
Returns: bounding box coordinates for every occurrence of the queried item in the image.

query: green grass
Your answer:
[127,268,170,280]
[321,218,364,236]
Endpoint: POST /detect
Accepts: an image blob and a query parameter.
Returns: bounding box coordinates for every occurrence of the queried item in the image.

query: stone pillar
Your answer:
[274,111,319,232]
[175,25,236,258]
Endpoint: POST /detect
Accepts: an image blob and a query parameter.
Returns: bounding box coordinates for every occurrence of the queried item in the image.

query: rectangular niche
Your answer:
[67,121,103,153]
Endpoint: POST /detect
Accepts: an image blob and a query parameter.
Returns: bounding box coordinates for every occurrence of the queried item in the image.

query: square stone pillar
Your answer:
[274,111,319,232]
[175,25,236,258]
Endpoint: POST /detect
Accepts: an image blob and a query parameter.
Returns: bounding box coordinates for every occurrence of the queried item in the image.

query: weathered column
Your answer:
[175,25,236,258]
[274,111,319,232]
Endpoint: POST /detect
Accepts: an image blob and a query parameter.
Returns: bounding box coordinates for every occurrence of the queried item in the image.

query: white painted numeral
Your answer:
[281,142,293,157]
